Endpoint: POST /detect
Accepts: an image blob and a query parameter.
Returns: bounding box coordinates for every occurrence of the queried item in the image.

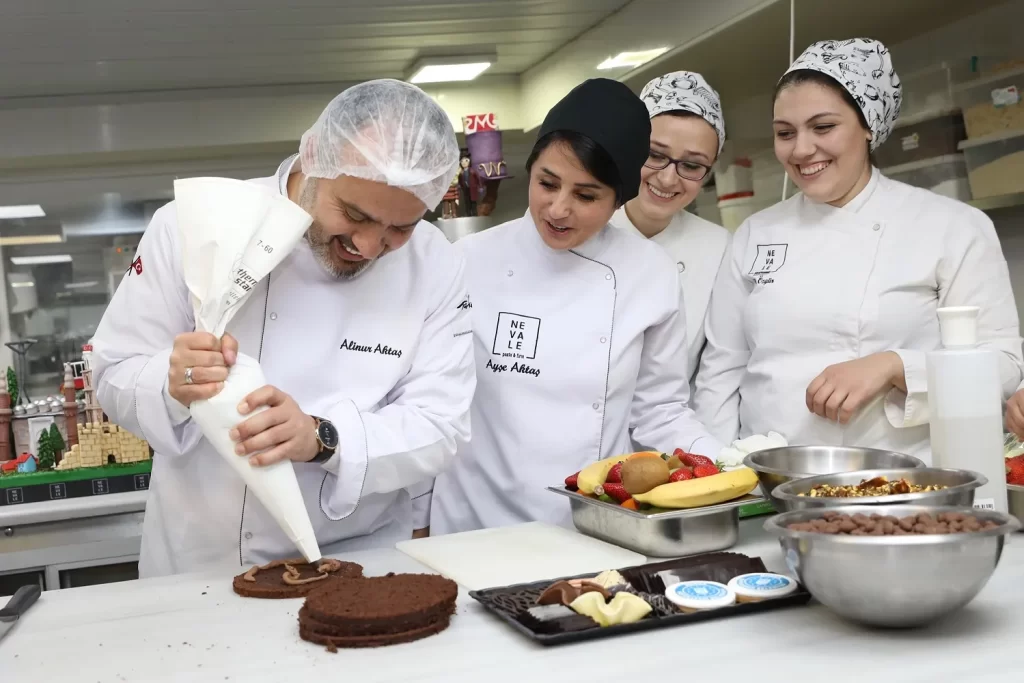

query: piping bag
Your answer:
[174,177,322,563]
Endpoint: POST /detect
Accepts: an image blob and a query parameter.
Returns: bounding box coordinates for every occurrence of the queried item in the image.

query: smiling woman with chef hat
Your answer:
[694,38,1023,462]
[429,78,724,535]
[90,79,476,577]
[609,71,730,388]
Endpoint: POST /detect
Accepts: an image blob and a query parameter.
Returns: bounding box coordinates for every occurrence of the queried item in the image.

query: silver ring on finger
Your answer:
[184,366,195,385]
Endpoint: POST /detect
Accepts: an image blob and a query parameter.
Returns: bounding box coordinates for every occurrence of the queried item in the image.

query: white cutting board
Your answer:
[395,522,645,591]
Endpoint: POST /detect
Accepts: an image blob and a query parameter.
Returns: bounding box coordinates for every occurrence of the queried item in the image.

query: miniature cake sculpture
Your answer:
[298,573,458,650]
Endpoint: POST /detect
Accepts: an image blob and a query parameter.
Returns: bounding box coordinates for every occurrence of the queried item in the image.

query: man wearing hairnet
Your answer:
[90,79,476,578]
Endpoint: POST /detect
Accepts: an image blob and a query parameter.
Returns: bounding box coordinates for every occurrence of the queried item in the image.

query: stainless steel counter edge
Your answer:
[0,490,147,526]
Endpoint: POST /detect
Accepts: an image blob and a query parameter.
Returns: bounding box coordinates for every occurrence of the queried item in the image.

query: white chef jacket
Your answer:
[609,207,730,384]
[90,156,475,577]
[430,212,724,534]
[694,168,1023,463]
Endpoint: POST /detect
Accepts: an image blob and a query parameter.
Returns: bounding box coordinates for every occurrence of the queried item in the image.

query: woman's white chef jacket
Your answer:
[90,156,476,577]
[609,207,730,384]
[694,169,1023,463]
[430,212,724,534]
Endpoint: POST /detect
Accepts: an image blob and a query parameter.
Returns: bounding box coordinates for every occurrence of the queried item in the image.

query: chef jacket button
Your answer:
[600,337,607,344]
[244,531,253,540]
[604,273,612,281]
[507,269,514,277]
[677,262,685,273]
[872,224,880,231]
[269,312,278,321]
[592,402,601,410]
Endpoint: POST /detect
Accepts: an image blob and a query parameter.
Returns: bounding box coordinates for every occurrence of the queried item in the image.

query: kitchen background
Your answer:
[0,0,1022,401]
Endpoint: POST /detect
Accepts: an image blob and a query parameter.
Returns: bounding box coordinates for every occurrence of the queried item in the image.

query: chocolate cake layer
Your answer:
[232,558,363,599]
[299,617,451,649]
[304,574,458,630]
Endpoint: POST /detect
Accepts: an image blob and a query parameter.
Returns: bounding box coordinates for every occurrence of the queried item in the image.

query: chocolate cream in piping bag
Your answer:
[174,176,322,563]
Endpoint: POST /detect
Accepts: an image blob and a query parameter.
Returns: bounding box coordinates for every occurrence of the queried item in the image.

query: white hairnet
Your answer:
[299,79,460,209]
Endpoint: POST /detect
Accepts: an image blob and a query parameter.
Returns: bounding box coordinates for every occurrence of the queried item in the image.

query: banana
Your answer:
[576,454,632,494]
[633,467,759,508]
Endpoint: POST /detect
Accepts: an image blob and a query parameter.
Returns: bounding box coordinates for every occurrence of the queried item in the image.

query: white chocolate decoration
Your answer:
[569,591,652,627]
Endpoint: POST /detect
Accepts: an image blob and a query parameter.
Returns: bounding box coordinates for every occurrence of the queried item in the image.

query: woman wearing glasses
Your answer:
[429,79,722,535]
[610,72,729,386]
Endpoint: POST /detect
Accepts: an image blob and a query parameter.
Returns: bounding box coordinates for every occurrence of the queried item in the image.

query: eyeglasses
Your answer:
[644,150,712,181]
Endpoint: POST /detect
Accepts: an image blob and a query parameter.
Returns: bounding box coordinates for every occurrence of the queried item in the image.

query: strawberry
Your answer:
[692,464,721,478]
[565,472,579,490]
[1007,458,1024,486]
[596,482,631,504]
[606,462,623,484]
[681,453,716,469]
[669,468,694,482]
[672,448,685,457]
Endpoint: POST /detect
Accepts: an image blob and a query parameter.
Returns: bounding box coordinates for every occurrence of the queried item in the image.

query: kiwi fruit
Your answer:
[621,457,671,495]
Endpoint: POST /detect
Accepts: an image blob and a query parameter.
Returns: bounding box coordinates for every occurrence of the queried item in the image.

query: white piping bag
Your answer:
[174,177,323,563]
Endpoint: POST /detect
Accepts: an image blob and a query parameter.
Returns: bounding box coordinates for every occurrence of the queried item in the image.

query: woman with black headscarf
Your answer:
[430,78,722,534]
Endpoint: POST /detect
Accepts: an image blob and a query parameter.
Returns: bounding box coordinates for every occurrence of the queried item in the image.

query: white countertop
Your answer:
[2,520,1024,682]
[0,490,147,527]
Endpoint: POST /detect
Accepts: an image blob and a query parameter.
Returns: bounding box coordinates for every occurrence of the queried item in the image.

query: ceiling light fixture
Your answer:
[408,54,495,84]
[0,234,63,247]
[0,205,46,219]
[10,254,72,266]
[64,280,99,290]
[597,47,670,70]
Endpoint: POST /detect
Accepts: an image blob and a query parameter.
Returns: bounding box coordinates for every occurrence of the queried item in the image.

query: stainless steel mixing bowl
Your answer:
[764,504,1019,628]
[771,468,985,512]
[743,446,925,511]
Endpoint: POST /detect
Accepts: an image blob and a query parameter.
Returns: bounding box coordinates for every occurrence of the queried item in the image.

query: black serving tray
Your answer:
[468,551,812,645]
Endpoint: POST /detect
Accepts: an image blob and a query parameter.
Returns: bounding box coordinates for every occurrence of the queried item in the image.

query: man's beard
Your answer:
[298,179,374,280]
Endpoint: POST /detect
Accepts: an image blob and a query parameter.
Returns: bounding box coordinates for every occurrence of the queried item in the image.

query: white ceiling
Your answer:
[0,0,631,99]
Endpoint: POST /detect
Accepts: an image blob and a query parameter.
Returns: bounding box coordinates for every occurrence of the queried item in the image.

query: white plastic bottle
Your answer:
[926,306,1007,513]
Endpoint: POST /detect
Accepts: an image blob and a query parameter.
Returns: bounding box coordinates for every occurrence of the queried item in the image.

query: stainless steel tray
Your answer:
[547,487,765,558]
[1009,485,1024,525]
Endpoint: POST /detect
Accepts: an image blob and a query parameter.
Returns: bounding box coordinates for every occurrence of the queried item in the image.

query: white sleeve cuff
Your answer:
[885,349,929,428]
[318,399,368,522]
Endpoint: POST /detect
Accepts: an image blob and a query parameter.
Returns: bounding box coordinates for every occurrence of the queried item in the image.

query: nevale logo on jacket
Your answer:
[339,339,403,358]
[487,312,541,377]
[748,244,788,285]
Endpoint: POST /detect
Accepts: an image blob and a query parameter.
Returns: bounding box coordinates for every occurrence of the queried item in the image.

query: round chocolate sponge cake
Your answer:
[299,573,458,649]
[233,558,364,599]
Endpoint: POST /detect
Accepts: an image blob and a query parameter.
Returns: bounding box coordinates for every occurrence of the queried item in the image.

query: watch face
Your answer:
[317,420,339,450]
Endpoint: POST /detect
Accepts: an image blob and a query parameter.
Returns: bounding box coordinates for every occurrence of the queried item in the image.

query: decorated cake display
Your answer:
[232,558,363,599]
[461,112,512,217]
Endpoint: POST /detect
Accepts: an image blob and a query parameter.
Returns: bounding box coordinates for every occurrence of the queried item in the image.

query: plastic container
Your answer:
[898,62,963,123]
[882,154,971,202]
[958,128,1024,199]
[874,111,966,169]
[926,306,1007,514]
[955,65,1024,139]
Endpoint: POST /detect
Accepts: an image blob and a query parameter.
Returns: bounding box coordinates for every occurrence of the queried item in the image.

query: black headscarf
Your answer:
[537,78,651,203]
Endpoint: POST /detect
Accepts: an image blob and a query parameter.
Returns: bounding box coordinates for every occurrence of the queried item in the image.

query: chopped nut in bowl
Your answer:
[770,468,985,512]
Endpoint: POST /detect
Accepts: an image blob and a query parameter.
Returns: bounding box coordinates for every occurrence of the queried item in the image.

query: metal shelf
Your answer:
[969,193,1024,212]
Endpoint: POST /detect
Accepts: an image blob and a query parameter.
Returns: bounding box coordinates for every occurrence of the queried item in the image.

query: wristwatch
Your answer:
[310,416,339,464]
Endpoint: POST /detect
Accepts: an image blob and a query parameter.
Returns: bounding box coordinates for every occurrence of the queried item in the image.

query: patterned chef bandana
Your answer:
[783,38,903,150]
[640,71,726,156]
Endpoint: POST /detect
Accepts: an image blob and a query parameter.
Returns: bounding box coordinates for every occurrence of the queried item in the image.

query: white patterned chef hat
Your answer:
[784,38,903,150]
[640,71,727,156]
